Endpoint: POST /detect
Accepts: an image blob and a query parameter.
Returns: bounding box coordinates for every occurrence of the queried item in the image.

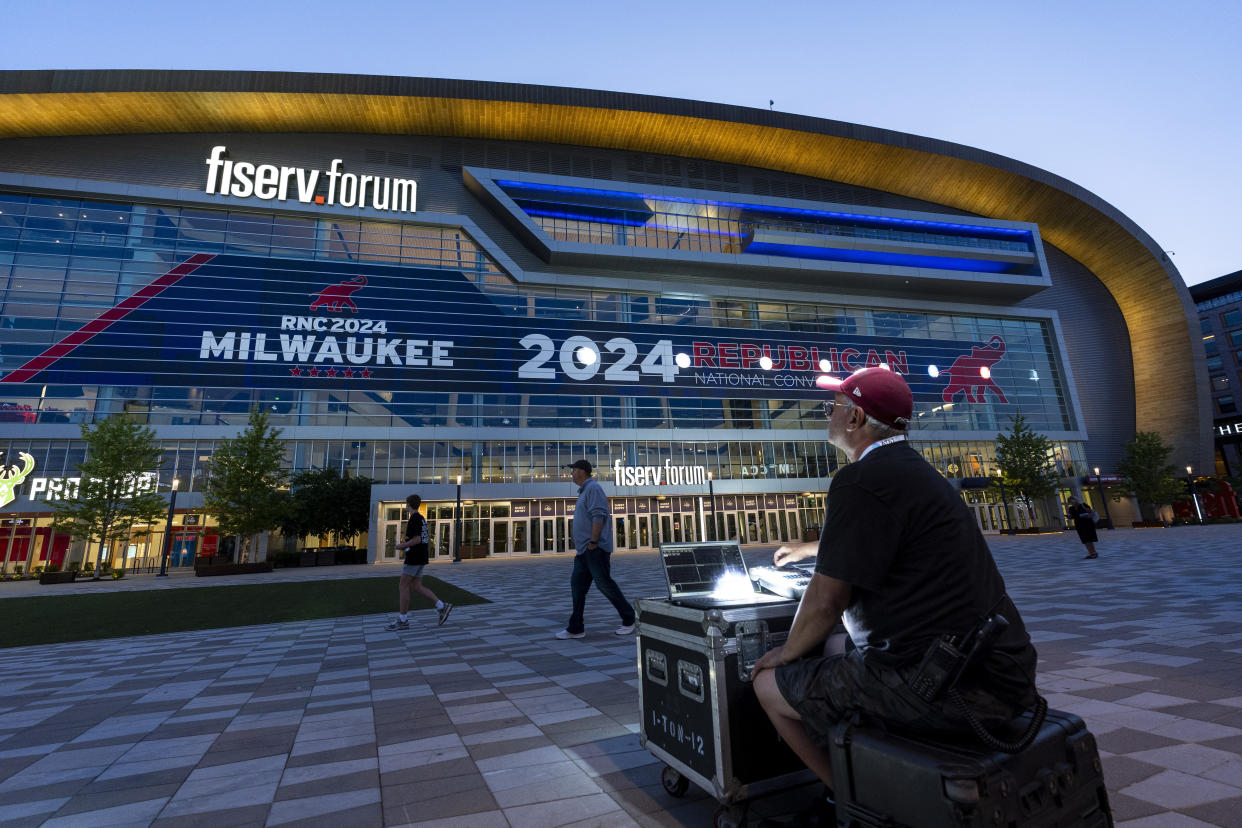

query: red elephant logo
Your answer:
[309,275,367,313]
[941,336,1008,404]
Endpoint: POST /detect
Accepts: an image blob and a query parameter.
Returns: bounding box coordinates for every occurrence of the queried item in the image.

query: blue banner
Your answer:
[2,253,1024,409]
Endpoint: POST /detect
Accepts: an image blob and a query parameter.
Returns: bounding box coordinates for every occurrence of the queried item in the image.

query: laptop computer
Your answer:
[659,541,791,608]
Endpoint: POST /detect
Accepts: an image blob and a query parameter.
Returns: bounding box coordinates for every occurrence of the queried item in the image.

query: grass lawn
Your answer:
[0,576,487,649]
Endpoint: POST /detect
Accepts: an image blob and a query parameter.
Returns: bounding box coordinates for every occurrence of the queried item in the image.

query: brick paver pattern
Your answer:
[0,525,1241,826]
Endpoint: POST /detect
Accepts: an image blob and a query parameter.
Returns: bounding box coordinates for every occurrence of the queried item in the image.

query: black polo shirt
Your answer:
[816,440,1037,704]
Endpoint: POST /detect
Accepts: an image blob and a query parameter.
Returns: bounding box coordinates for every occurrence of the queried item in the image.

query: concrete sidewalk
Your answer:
[1,526,1241,826]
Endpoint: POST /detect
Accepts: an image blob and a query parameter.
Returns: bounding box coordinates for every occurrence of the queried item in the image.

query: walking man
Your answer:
[557,460,636,640]
[386,494,453,630]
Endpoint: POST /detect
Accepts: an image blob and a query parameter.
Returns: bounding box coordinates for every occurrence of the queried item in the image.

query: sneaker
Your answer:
[385,619,409,631]
[615,623,636,635]
[437,603,454,626]
[556,629,586,640]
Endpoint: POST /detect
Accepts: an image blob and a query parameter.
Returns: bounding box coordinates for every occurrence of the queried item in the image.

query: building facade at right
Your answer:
[1190,269,1242,476]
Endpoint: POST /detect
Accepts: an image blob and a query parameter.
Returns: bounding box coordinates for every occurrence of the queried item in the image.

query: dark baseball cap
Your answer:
[564,459,593,474]
[822,367,913,428]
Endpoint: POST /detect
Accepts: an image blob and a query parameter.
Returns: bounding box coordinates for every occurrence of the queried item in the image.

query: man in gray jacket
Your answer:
[557,459,636,640]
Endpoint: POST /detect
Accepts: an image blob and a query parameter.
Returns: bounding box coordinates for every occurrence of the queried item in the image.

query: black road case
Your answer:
[635,596,817,812]
[827,709,1113,827]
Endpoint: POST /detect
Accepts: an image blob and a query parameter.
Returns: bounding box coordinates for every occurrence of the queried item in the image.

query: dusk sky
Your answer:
[3,0,1237,286]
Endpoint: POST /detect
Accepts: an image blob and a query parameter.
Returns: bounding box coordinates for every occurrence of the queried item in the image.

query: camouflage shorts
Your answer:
[774,649,1017,747]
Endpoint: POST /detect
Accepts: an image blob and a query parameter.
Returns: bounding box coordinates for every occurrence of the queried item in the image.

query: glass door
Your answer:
[492,520,511,556]
[378,505,406,562]
[634,515,653,549]
[435,522,452,558]
[513,520,529,554]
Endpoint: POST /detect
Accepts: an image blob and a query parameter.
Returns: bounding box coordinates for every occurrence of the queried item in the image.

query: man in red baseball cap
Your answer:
[750,368,1040,820]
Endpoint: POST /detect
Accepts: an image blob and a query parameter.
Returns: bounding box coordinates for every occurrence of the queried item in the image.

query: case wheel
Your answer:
[713,804,745,828]
[661,765,690,797]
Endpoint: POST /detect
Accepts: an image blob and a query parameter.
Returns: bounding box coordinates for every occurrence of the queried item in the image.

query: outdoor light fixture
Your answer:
[453,475,463,564]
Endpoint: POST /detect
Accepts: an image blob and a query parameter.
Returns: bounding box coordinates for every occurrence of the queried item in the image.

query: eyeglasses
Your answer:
[822,398,856,417]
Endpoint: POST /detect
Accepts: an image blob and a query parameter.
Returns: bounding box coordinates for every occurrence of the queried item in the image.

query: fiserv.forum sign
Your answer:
[204,146,417,213]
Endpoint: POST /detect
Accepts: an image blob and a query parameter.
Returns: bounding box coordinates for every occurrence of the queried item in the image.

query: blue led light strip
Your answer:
[523,208,744,237]
[497,180,1032,239]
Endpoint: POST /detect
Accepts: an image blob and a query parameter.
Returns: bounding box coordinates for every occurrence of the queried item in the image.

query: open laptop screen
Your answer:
[661,542,753,600]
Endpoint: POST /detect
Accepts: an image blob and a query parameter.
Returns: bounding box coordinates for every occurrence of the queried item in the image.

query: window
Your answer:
[1205,338,1219,356]
[1201,318,1214,335]
[1231,330,1242,347]
[1220,396,1237,414]
[1212,375,1230,392]
[1207,356,1223,371]
[1224,309,1242,327]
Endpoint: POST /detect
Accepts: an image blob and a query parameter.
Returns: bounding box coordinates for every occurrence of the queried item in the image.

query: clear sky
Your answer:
[2,0,1238,285]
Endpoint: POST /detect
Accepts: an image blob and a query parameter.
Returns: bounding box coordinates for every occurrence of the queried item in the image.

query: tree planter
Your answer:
[316,548,337,566]
[194,562,274,576]
[39,571,77,585]
[1132,520,1167,528]
[299,550,317,567]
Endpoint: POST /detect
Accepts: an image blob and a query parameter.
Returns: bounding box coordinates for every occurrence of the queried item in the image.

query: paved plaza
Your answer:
[1,525,1241,827]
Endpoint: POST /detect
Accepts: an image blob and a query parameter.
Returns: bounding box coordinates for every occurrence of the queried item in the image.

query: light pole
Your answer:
[452,474,463,563]
[1187,466,1203,523]
[157,478,179,577]
[1092,467,1114,530]
[707,472,716,541]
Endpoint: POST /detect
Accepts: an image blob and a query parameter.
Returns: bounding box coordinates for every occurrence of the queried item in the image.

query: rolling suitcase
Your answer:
[827,709,1113,827]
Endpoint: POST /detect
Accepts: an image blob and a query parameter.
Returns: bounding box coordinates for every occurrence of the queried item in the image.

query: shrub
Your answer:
[111,568,125,579]
[33,566,44,575]
[45,563,62,573]
[67,561,82,573]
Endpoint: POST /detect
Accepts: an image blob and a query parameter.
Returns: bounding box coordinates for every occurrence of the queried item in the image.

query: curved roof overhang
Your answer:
[0,70,1211,468]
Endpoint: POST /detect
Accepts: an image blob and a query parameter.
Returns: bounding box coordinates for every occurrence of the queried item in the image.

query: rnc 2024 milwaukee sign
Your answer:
[0,253,1027,414]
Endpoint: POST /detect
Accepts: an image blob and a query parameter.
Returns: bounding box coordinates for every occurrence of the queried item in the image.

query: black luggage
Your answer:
[827,709,1113,827]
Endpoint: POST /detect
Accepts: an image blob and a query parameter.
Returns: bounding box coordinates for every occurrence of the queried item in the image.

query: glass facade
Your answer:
[498,180,1037,276]
[0,186,1088,567]
[1,192,1073,434]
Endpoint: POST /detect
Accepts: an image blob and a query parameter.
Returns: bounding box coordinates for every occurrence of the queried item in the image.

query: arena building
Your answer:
[1190,269,1242,477]
[0,71,1211,571]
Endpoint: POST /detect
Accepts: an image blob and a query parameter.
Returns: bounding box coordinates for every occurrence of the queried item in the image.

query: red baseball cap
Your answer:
[820,367,913,428]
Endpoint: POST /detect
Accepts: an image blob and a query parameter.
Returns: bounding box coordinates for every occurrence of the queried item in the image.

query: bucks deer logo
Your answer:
[0,452,35,507]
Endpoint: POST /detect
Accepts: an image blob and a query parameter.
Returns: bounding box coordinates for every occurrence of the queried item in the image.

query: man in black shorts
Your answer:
[752,367,1038,802]
[385,494,452,630]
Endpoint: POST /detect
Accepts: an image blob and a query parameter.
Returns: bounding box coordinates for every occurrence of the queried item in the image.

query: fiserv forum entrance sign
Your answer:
[204,146,417,213]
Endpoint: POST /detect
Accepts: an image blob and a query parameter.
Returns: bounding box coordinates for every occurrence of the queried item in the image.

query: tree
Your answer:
[1116,431,1185,523]
[203,407,286,562]
[277,468,375,544]
[995,413,1060,527]
[51,416,167,579]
